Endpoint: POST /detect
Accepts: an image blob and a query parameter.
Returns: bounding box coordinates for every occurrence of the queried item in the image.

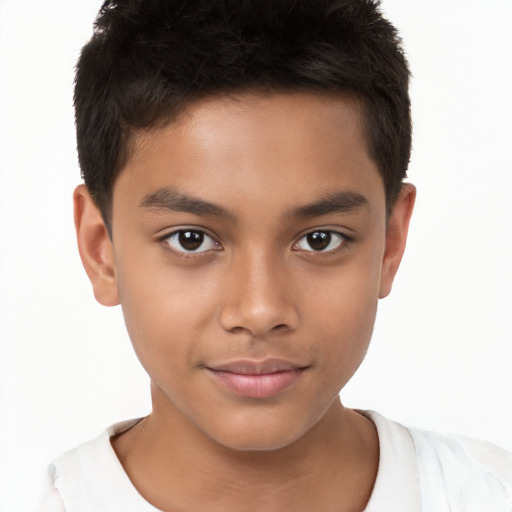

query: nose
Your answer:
[219,249,299,338]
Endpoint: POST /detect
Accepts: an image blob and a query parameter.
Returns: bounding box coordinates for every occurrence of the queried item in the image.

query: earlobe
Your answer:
[379,183,416,299]
[73,185,120,307]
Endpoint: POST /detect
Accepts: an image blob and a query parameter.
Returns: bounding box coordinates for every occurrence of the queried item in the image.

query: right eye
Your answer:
[294,230,348,253]
[164,229,219,254]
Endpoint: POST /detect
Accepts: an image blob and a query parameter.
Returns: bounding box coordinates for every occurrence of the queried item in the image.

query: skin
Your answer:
[74,92,415,512]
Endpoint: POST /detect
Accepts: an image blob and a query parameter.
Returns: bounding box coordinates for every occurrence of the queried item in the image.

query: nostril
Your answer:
[227,323,290,336]
[228,326,248,335]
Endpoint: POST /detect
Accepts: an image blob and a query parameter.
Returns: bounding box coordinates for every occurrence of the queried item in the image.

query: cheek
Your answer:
[301,252,382,375]
[114,255,220,375]
[314,288,377,371]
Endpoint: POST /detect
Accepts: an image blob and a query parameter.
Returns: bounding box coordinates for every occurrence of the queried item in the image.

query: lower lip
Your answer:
[208,369,305,399]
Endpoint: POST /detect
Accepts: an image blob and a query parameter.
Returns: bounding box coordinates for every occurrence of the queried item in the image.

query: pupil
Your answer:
[179,231,204,251]
[307,231,330,251]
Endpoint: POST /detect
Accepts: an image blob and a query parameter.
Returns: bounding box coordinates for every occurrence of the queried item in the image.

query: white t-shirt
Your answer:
[40,411,512,512]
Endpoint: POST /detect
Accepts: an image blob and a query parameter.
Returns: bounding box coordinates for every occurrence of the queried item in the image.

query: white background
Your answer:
[1,1,511,510]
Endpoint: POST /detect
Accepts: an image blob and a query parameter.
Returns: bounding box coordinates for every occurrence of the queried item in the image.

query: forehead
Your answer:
[115,92,385,218]
[130,91,367,166]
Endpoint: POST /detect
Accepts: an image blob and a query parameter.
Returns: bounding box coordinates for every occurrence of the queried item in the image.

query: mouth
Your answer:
[205,359,309,399]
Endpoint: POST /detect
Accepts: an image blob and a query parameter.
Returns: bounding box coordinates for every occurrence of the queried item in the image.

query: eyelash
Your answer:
[159,228,352,258]
[293,230,352,255]
[160,229,221,258]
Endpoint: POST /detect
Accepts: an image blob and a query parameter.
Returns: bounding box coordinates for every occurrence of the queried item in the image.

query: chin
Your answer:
[202,408,318,453]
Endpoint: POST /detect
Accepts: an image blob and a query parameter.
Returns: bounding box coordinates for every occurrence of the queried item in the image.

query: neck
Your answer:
[112,387,379,512]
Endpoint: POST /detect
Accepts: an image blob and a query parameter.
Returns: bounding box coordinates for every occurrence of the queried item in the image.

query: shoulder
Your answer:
[38,467,66,512]
[409,425,512,479]
[408,425,512,509]
[43,418,159,512]
[366,411,512,511]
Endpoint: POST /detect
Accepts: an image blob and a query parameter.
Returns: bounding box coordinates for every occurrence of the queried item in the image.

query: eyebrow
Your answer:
[139,187,233,218]
[289,190,369,218]
[140,187,368,219]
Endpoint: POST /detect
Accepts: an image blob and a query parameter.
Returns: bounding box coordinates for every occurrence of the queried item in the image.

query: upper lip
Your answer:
[206,358,308,375]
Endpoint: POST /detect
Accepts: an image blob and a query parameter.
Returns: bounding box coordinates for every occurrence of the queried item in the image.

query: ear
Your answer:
[379,183,416,299]
[73,185,120,306]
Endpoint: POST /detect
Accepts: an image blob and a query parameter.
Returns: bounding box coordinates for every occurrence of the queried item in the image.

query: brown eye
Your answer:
[307,231,330,251]
[296,230,346,252]
[165,230,217,253]
[179,231,204,250]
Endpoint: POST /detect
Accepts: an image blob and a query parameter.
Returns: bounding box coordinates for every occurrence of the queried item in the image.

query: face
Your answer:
[99,92,409,451]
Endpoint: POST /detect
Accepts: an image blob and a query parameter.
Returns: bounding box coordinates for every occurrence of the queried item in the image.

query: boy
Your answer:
[41,0,512,510]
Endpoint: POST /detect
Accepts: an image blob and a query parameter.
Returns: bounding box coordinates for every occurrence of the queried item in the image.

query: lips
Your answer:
[206,359,308,399]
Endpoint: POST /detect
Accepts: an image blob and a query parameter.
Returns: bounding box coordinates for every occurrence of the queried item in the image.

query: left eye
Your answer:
[164,230,218,253]
[295,230,346,252]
